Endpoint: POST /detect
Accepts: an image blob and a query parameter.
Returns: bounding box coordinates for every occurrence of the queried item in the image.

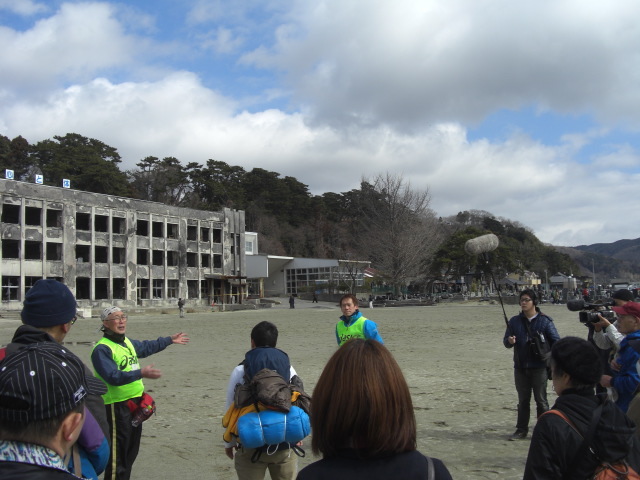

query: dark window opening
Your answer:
[152,221,164,238]
[213,254,222,268]
[46,209,62,228]
[2,239,19,258]
[1,276,20,301]
[152,279,163,298]
[1,204,20,224]
[25,277,41,295]
[167,223,178,239]
[95,215,108,232]
[25,241,42,260]
[46,243,62,261]
[113,247,126,264]
[76,277,90,300]
[152,250,164,266]
[136,219,149,236]
[76,213,91,231]
[25,206,42,226]
[187,252,197,267]
[201,227,210,242]
[188,280,198,298]
[95,278,108,299]
[112,217,126,234]
[137,279,149,299]
[167,250,179,266]
[212,228,222,243]
[137,249,149,265]
[201,254,211,268]
[167,279,178,298]
[95,246,108,263]
[76,245,90,263]
[113,278,126,299]
[187,225,197,241]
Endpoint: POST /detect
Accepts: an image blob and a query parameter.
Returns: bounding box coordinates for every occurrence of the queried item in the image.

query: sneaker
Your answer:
[509,429,528,441]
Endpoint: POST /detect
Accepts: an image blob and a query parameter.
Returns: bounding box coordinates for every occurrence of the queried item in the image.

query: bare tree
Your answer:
[357,173,444,294]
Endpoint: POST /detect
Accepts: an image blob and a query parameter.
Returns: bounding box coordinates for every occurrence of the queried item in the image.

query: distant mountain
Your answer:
[554,237,640,284]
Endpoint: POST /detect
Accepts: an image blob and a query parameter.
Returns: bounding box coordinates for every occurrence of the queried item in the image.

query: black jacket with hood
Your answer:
[524,389,640,479]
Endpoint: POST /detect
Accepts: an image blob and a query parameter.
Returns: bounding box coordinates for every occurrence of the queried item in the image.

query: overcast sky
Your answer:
[1,0,639,247]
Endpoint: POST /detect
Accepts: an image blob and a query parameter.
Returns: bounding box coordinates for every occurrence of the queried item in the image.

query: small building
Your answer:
[0,179,245,309]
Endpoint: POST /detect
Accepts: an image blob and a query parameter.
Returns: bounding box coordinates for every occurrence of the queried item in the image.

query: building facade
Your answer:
[0,179,245,309]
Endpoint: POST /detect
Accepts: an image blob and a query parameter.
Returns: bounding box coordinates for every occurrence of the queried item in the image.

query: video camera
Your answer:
[566,299,616,324]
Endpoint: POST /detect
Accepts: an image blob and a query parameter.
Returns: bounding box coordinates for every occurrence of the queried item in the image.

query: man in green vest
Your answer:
[91,306,189,480]
[336,294,384,346]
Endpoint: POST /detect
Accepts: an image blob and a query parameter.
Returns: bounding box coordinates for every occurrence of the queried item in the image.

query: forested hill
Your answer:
[4,131,633,287]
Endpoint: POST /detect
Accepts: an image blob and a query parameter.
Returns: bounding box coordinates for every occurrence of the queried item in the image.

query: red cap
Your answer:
[612,302,640,319]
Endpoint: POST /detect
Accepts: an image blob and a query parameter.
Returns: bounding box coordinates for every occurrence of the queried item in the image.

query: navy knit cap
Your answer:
[551,336,602,386]
[21,279,77,327]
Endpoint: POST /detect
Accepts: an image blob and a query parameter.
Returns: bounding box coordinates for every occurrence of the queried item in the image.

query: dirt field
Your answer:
[0,299,588,479]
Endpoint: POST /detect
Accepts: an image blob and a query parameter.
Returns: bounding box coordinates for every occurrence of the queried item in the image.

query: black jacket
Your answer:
[503,309,560,369]
[523,390,640,479]
[7,325,110,438]
[0,461,80,479]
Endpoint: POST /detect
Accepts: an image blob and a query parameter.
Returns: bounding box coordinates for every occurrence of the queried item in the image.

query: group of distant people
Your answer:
[6,281,640,479]
[503,287,640,478]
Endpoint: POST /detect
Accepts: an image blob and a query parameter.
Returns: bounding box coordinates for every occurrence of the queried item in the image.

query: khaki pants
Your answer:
[627,393,640,438]
[234,445,297,480]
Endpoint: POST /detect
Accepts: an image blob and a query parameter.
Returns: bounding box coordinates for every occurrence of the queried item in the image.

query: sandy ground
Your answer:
[0,299,589,480]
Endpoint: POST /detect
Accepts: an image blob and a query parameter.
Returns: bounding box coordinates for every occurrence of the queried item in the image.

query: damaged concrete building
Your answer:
[0,179,246,310]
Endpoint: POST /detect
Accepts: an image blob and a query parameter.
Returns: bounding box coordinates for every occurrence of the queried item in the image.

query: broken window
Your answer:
[76,213,91,231]
[76,245,90,263]
[94,215,108,232]
[24,206,41,226]
[1,276,20,301]
[152,250,164,266]
[152,221,164,238]
[95,278,108,299]
[136,219,149,236]
[113,278,126,299]
[152,279,163,298]
[137,279,149,299]
[167,279,178,298]
[24,241,42,260]
[2,239,19,259]
[76,277,90,299]
[112,217,126,234]
[167,223,178,239]
[112,247,126,264]
[1,204,20,224]
[95,246,108,263]
[137,249,149,265]
[46,243,62,261]
[46,209,62,228]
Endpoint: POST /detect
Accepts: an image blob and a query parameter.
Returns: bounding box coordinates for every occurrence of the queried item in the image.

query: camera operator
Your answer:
[599,301,640,415]
[592,289,634,351]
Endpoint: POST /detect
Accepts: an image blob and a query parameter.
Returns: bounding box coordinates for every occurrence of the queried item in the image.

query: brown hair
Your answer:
[310,339,416,458]
[339,294,359,307]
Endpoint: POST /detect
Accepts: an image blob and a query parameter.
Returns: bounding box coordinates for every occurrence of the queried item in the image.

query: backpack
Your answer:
[544,408,640,480]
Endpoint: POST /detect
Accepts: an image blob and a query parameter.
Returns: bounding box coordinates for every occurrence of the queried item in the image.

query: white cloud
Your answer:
[0,0,48,16]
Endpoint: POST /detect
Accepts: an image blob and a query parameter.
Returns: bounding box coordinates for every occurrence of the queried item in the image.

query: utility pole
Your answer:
[592,259,596,299]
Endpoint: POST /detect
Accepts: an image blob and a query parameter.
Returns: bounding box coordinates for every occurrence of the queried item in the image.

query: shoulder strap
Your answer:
[425,455,435,480]
[543,409,583,437]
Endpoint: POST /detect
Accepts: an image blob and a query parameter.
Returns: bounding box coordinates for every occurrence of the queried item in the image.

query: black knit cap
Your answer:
[612,289,634,302]
[551,336,602,386]
[0,342,107,423]
[21,279,77,327]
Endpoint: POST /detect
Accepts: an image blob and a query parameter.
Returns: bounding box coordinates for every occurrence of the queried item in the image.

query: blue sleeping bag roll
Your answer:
[237,406,311,449]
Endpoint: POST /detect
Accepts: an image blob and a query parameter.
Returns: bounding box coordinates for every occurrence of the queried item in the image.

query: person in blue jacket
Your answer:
[336,294,383,346]
[600,301,640,412]
[503,289,560,441]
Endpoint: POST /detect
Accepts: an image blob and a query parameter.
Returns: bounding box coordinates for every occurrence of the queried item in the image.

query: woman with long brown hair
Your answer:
[297,339,452,479]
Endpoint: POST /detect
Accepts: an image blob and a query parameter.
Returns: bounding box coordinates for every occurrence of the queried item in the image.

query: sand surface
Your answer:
[0,299,588,479]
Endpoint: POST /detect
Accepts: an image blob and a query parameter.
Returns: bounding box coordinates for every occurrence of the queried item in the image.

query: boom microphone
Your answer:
[464,234,500,256]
